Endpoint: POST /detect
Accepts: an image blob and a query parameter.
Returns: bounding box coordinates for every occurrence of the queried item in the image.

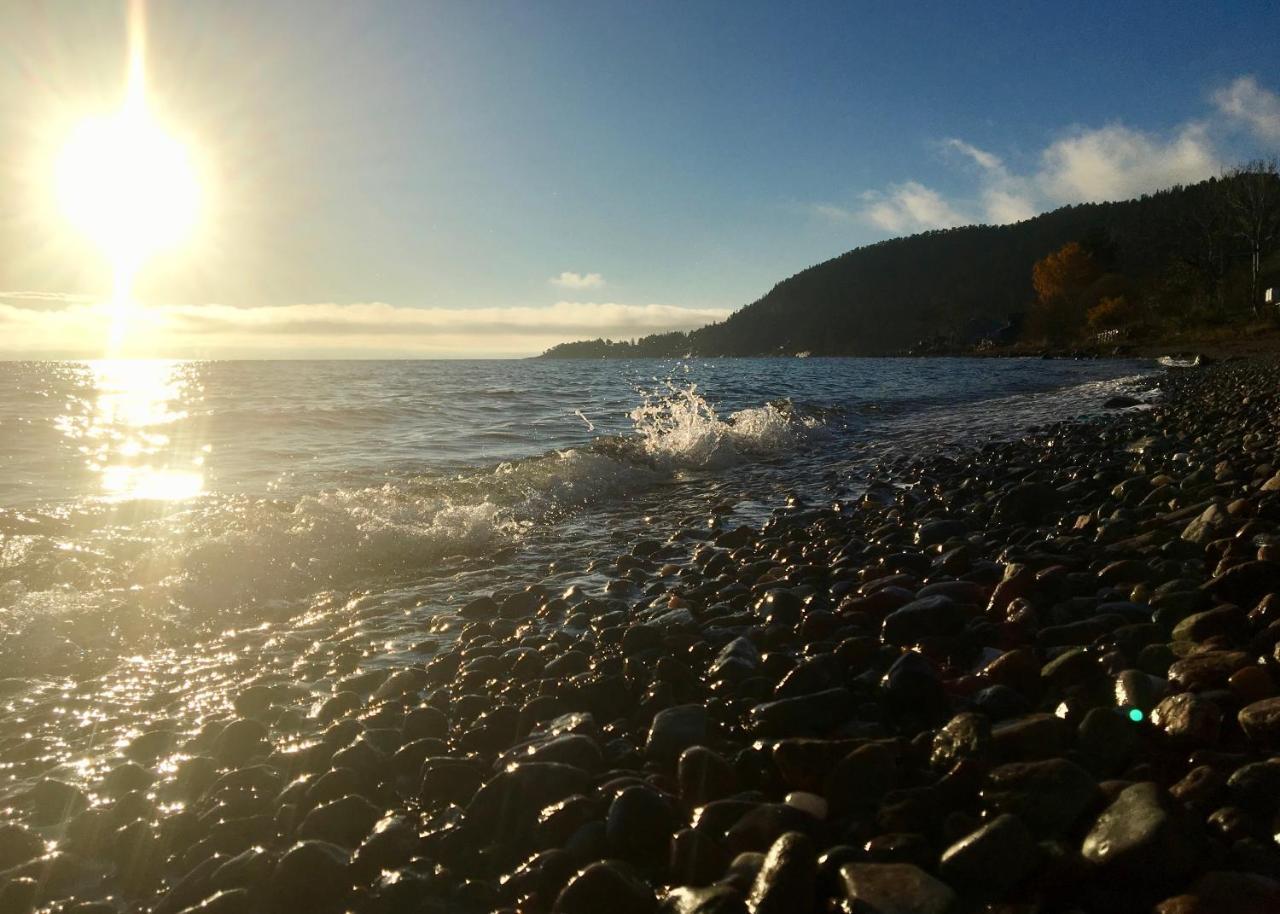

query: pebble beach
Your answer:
[9,357,1280,913]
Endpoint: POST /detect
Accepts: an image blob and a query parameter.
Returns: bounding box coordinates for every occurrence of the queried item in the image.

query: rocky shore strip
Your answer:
[10,360,1280,913]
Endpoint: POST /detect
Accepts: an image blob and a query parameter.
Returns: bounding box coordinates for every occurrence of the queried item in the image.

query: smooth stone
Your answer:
[746,688,852,738]
[916,519,968,546]
[939,812,1036,895]
[1151,692,1222,745]
[984,758,1100,836]
[1155,870,1280,914]
[296,794,381,848]
[499,733,603,772]
[1115,669,1168,712]
[746,831,816,914]
[459,596,499,620]
[722,803,820,856]
[991,713,1072,761]
[647,705,710,764]
[881,595,964,646]
[1172,606,1245,642]
[659,885,745,914]
[1239,697,1280,744]
[707,637,762,682]
[350,815,418,878]
[1182,504,1230,545]
[774,654,844,699]
[970,684,1032,721]
[930,712,992,770]
[466,762,590,841]
[1168,651,1250,691]
[552,860,656,914]
[403,705,448,741]
[211,719,270,766]
[208,846,275,893]
[839,862,957,914]
[0,826,43,871]
[668,827,729,887]
[678,746,736,809]
[101,762,156,797]
[268,841,350,912]
[771,738,869,792]
[1077,707,1138,773]
[1204,561,1280,607]
[993,482,1064,525]
[824,742,896,814]
[783,791,827,820]
[1227,760,1280,812]
[881,652,946,718]
[24,780,87,826]
[1081,782,1197,889]
[501,589,542,619]
[420,756,486,803]
[606,786,676,864]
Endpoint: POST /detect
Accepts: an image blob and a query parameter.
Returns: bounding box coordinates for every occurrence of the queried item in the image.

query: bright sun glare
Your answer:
[56,109,198,279]
[54,1,200,313]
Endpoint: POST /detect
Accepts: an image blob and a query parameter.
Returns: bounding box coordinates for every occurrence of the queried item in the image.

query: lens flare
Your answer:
[55,110,199,281]
[53,0,201,353]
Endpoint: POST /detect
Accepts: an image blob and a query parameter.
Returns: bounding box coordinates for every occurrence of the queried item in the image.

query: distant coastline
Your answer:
[542,166,1280,362]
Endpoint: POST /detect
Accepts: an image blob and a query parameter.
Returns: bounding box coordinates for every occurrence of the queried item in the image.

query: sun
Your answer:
[54,0,200,308]
[55,106,199,285]
[51,1,202,353]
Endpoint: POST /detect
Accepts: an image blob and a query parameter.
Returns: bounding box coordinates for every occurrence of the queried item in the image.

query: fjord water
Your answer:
[0,357,1150,795]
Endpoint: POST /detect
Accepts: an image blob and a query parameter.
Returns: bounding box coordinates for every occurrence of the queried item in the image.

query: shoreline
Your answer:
[7,359,1280,913]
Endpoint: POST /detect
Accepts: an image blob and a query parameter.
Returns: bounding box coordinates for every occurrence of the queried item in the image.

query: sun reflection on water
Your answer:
[61,359,207,501]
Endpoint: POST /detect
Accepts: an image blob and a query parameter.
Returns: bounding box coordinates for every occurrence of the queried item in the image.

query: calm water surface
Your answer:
[0,357,1154,797]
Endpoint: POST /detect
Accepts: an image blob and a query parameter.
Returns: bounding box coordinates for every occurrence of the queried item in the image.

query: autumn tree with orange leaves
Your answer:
[1028,242,1102,343]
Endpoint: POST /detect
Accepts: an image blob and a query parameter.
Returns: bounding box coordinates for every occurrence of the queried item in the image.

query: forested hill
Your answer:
[540,174,1269,357]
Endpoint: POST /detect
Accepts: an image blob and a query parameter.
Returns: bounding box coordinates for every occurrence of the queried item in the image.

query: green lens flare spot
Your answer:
[1128,708,1144,722]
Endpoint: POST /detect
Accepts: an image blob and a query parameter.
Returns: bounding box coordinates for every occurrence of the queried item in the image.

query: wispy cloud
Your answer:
[550,271,605,290]
[942,138,1003,172]
[0,299,732,358]
[812,75,1280,235]
[0,290,97,306]
[858,182,968,233]
[1036,122,1219,204]
[1214,75,1280,144]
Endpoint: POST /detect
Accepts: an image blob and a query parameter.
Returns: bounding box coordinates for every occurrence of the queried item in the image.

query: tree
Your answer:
[1028,242,1101,342]
[1224,160,1280,315]
[1032,242,1101,304]
[1087,295,1136,330]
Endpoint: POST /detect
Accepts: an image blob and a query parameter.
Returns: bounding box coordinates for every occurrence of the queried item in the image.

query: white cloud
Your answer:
[0,299,732,358]
[943,138,1003,171]
[1214,75,1280,144]
[819,107,1237,236]
[860,181,968,233]
[0,290,96,304]
[810,75,1280,237]
[550,271,605,290]
[1035,122,1219,204]
[982,188,1037,224]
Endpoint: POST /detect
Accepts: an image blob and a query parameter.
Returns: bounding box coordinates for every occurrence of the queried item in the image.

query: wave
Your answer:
[0,383,824,659]
[630,382,822,470]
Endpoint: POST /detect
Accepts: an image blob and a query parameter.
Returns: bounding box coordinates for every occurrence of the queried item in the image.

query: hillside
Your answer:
[542,172,1280,357]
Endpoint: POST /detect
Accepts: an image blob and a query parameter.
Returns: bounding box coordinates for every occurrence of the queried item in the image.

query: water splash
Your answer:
[629,381,818,469]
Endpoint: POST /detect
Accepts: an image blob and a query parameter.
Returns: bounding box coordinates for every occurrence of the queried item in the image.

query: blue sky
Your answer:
[3,1,1280,356]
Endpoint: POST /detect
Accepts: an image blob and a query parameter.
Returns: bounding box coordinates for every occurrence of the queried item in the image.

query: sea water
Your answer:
[0,356,1152,794]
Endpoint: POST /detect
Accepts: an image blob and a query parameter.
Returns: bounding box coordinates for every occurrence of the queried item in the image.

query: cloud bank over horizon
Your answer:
[816,74,1280,236]
[0,297,732,358]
